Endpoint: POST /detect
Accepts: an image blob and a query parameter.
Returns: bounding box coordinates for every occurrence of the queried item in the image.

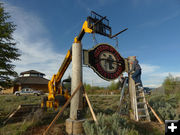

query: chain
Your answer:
[92,33,98,47]
[92,31,119,49]
[114,37,119,49]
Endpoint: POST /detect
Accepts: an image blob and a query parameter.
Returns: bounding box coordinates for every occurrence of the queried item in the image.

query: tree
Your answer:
[83,83,91,91]
[0,3,20,88]
[162,73,177,95]
[108,81,120,90]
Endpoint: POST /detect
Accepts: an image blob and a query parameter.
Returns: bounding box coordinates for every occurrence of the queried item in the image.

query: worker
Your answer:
[119,74,128,90]
[119,74,125,90]
[129,56,143,88]
[119,74,125,84]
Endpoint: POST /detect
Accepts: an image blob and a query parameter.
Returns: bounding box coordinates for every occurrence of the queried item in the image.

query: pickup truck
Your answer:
[14,88,43,96]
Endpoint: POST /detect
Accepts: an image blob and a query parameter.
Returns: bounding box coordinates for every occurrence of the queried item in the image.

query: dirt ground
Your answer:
[130,121,165,135]
[25,121,164,135]
[24,123,67,135]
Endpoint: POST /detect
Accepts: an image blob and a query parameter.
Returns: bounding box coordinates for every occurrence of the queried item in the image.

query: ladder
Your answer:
[117,77,128,113]
[116,75,150,121]
[135,86,151,121]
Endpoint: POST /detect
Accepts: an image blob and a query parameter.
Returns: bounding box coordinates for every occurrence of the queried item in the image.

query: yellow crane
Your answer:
[41,11,126,110]
[41,13,96,110]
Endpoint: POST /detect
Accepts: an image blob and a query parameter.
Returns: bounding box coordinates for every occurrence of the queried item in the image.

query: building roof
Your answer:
[14,76,49,85]
[20,70,45,75]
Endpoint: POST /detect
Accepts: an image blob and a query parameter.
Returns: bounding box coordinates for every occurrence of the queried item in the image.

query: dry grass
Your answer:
[0,92,167,135]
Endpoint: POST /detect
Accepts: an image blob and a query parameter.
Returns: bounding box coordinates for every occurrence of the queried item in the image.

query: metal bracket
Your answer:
[110,28,128,39]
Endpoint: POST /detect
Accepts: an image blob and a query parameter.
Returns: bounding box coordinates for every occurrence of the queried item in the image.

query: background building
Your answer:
[2,70,49,94]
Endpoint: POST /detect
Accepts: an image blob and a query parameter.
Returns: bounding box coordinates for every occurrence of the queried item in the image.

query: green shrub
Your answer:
[83,113,139,135]
[4,97,12,102]
[162,74,180,95]
[148,94,179,121]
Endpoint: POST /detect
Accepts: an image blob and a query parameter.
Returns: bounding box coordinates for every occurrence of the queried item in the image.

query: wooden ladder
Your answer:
[135,87,151,121]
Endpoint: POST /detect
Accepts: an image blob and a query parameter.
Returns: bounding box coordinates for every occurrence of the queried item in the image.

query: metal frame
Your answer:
[87,11,128,39]
[87,11,112,37]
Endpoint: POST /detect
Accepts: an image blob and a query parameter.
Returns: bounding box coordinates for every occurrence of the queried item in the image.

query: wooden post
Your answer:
[128,56,138,121]
[70,42,83,120]
[66,42,84,135]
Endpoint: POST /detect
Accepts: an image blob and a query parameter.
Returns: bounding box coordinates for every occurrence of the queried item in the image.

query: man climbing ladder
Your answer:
[129,56,143,89]
[128,56,150,121]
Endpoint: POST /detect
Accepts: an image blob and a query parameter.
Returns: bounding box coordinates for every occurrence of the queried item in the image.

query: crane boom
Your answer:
[55,48,72,83]
[47,48,72,102]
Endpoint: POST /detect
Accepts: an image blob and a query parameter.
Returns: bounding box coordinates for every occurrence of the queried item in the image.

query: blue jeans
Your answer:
[132,69,143,87]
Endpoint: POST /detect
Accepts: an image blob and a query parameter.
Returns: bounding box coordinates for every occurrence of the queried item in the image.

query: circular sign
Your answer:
[88,43,125,81]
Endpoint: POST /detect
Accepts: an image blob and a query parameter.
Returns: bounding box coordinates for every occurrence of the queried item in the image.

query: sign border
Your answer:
[84,43,125,81]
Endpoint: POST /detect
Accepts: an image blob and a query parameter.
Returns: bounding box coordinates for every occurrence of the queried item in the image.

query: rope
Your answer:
[92,33,98,47]
[114,37,119,49]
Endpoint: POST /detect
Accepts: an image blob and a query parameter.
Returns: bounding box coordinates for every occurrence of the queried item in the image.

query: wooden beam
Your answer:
[128,56,138,121]
[146,101,164,124]
[84,92,98,125]
[43,82,82,135]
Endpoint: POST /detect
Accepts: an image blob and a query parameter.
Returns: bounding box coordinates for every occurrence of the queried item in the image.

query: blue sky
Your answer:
[2,0,180,87]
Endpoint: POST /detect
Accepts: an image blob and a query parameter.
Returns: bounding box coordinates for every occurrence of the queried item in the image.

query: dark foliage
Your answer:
[0,3,20,88]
